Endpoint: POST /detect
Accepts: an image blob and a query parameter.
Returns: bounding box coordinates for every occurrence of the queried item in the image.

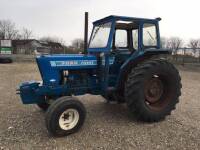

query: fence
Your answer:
[169,48,200,64]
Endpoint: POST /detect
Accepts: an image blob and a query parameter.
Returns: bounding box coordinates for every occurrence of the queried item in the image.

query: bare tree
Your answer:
[166,37,183,50]
[198,39,200,47]
[0,31,4,39]
[166,37,184,61]
[188,39,199,56]
[0,19,19,39]
[197,39,200,62]
[71,38,84,50]
[20,27,33,39]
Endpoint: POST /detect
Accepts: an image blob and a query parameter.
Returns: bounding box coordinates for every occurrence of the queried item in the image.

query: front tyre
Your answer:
[45,96,86,137]
[125,59,181,122]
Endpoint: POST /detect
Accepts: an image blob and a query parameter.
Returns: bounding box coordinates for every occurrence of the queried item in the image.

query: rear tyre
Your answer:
[45,96,86,137]
[0,57,12,63]
[125,58,181,122]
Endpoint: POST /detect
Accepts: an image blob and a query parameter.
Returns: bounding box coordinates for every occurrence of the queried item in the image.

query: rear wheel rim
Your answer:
[144,75,170,110]
[59,108,79,130]
[145,76,163,104]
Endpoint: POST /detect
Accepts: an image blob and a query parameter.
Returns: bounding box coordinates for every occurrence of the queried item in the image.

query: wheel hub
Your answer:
[145,77,164,104]
[59,109,79,130]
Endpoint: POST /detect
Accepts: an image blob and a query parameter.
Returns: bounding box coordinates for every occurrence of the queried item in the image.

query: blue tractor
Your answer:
[18,14,181,137]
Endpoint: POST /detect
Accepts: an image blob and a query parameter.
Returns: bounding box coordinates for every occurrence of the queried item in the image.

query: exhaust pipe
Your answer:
[84,12,88,54]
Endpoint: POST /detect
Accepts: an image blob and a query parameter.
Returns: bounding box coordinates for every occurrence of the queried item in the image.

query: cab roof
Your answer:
[93,15,161,25]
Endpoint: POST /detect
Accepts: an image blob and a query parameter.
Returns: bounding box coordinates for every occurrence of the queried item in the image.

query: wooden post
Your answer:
[199,49,200,63]
[182,47,186,66]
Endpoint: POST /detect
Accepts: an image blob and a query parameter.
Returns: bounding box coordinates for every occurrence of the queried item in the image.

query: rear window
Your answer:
[143,23,157,47]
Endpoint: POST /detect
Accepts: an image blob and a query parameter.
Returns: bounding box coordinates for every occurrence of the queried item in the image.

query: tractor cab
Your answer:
[88,16,163,90]
[88,15,161,53]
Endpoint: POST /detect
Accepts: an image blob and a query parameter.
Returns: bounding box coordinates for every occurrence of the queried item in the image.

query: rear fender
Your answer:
[116,49,170,92]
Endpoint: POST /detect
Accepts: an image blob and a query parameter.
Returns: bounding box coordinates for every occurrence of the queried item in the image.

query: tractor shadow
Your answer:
[79,94,165,126]
[78,95,143,124]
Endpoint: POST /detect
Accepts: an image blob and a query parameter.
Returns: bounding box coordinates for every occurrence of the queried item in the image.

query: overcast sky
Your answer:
[0,0,199,45]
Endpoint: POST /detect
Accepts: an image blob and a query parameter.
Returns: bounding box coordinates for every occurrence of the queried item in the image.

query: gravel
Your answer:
[0,62,200,150]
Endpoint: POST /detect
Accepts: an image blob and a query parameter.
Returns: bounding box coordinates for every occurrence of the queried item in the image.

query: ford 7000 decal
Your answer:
[50,60,97,67]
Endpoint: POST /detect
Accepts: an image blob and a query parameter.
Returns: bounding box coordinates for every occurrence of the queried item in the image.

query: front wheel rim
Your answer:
[59,108,79,130]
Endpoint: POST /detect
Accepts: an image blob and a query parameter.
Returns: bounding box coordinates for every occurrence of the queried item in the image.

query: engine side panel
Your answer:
[36,54,97,86]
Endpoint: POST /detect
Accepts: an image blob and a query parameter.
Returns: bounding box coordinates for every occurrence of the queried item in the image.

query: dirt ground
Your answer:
[0,62,200,150]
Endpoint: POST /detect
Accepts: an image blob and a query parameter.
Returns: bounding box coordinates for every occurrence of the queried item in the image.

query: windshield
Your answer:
[89,22,112,48]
